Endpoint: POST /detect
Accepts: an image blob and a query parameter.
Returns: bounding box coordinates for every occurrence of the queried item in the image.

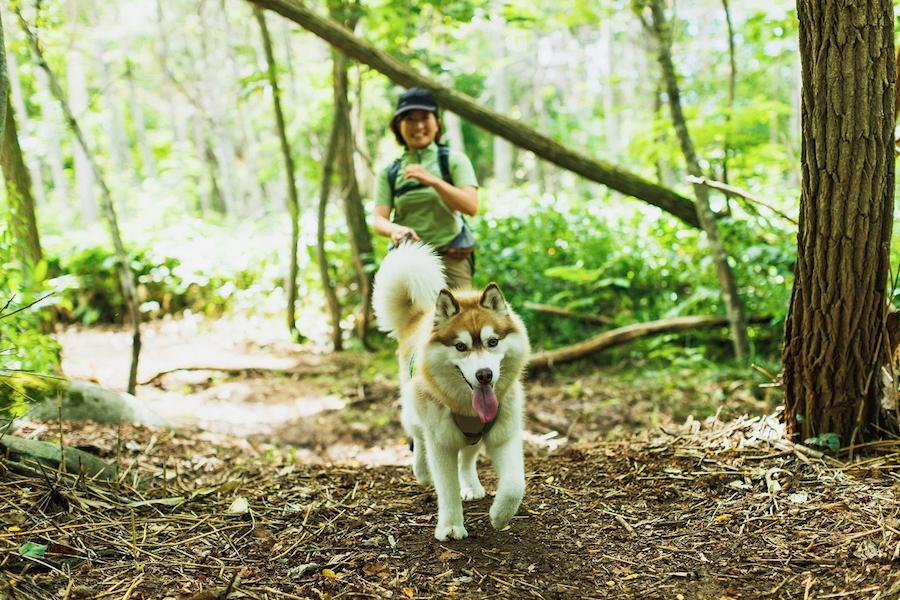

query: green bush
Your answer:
[472,196,794,359]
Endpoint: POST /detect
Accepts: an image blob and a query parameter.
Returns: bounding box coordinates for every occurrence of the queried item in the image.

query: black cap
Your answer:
[393,87,439,119]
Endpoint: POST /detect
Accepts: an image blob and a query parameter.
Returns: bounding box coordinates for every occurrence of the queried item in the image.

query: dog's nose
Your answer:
[476,368,493,385]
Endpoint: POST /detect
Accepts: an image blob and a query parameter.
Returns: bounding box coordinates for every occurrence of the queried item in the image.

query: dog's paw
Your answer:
[413,466,432,485]
[489,493,523,530]
[435,523,468,541]
[460,482,485,501]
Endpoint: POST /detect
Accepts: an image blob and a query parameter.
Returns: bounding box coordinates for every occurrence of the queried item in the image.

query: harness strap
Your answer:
[452,413,496,445]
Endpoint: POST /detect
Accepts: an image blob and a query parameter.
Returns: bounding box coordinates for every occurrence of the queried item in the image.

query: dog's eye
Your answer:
[487,337,499,348]
[454,342,468,352]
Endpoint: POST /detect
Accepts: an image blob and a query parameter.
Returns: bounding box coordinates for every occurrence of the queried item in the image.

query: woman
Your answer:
[373,87,479,289]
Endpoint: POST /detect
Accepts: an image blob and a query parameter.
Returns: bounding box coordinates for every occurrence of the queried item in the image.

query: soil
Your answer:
[1,317,898,599]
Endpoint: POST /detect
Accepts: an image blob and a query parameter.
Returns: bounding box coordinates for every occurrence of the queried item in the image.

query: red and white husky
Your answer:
[373,242,530,540]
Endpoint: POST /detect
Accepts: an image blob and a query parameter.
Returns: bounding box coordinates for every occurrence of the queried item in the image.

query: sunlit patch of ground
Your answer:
[54,315,778,468]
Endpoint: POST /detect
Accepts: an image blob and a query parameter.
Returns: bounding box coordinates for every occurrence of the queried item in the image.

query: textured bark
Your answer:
[20,11,142,395]
[783,0,896,448]
[647,0,750,364]
[330,1,374,349]
[254,7,303,340]
[1,96,43,266]
[246,0,702,229]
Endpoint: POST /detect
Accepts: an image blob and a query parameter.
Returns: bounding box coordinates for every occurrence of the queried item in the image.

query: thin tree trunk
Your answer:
[32,56,67,203]
[6,47,47,206]
[329,1,374,349]
[19,11,142,395]
[254,7,303,341]
[783,0,896,450]
[1,95,43,266]
[124,57,157,180]
[490,17,513,187]
[0,9,7,144]
[246,0,702,229]
[317,119,343,351]
[645,0,750,364]
[96,39,132,179]
[65,0,96,224]
[721,0,736,185]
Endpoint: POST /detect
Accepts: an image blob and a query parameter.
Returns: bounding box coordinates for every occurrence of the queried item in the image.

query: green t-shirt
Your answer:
[375,143,478,250]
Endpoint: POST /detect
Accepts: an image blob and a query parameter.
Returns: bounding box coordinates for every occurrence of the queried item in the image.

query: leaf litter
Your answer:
[1,412,899,599]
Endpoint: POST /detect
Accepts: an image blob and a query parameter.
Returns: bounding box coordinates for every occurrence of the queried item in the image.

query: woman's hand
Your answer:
[403,164,440,187]
[390,226,420,245]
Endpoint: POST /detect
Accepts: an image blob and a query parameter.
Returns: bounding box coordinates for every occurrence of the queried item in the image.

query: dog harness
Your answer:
[453,413,497,445]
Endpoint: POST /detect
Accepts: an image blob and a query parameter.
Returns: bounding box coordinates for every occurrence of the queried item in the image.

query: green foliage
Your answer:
[473,194,794,359]
[0,217,61,383]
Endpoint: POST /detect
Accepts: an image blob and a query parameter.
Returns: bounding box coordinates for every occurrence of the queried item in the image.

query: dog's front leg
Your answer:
[486,433,525,530]
[426,438,467,540]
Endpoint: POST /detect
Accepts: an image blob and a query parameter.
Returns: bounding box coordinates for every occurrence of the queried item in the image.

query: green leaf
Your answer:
[19,542,48,558]
[804,433,840,453]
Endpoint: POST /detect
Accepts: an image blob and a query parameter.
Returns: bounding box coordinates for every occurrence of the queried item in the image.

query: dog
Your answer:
[373,242,530,540]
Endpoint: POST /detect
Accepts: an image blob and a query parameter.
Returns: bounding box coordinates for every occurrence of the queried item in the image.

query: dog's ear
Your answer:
[435,289,461,325]
[480,283,508,314]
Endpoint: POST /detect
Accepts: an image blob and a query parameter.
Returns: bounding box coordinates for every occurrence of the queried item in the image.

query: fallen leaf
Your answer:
[227,497,249,515]
[438,549,463,562]
[402,587,414,598]
[19,542,47,558]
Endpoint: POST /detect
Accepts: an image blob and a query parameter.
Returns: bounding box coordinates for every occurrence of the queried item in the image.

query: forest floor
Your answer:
[2,317,900,599]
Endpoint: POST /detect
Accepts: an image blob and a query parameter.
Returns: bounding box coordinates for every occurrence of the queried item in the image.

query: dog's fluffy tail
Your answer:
[373,242,445,336]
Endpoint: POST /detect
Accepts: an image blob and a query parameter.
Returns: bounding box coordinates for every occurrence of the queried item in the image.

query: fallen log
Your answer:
[0,435,118,482]
[527,315,771,371]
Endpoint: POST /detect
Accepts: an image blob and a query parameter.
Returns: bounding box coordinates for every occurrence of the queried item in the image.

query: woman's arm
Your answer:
[373,204,420,244]
[403,165,478,216]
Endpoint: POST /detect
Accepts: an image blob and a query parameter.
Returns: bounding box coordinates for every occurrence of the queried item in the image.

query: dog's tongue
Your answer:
[472,385,498,423]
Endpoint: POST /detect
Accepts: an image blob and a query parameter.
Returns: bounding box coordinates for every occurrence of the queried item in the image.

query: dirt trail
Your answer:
[5,318,890,598]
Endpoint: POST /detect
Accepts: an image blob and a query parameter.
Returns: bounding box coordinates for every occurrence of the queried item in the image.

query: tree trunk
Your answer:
[1,95,43,266]
[32,56,68,204]
[6,47,47,207]
[246,0,702,230]
[329,2,374,349]
[65,0,96,225]
[254,7,303,341]
[19,11,142,395]
[721,0,736,185]
[124,57,157,180]
[490,17,513,188]
[646,0,750,364]
[782,0,896,450]
[317,118,343,351]
[96,39,132,180]
[0,9,7,143]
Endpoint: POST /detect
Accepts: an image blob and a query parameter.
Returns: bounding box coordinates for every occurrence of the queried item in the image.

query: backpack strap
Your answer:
[388,143,455,207]
[387,158,403,204]
[437,143,454,186]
